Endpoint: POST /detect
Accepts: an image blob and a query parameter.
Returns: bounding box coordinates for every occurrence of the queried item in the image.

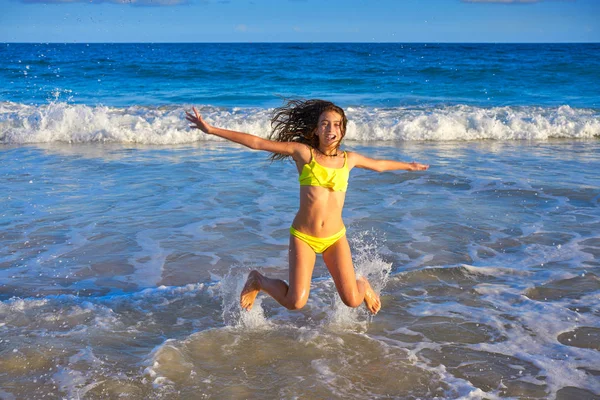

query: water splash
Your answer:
[219,268,270,330]
[324,230,392,331]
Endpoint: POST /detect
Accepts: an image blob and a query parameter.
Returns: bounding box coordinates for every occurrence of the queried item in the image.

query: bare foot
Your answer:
[361,277,381,315]
[240,270,262,311]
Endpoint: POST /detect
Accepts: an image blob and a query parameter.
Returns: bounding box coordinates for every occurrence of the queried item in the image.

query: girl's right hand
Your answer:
[185,107,213,134]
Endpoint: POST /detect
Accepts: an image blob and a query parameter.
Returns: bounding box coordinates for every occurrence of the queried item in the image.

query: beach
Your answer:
[1,43,599,399]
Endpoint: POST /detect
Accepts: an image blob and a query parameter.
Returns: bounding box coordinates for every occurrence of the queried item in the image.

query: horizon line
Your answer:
[3,41,599,45]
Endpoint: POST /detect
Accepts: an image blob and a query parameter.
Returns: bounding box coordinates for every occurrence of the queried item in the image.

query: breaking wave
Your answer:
[1,101,599,144]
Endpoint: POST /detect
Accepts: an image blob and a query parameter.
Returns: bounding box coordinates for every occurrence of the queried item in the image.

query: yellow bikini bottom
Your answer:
[289,226,346,254]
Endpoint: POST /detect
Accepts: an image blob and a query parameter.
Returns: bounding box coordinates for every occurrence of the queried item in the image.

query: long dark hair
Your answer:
[269,99,348,161]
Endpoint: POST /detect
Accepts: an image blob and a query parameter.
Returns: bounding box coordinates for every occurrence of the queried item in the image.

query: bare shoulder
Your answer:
[292,144,313,164]
[345,150,371,169]
[345,150,357,169]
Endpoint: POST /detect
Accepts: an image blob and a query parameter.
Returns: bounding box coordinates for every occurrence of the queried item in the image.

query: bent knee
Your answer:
[340,294,362,308]
[285,296,308,311]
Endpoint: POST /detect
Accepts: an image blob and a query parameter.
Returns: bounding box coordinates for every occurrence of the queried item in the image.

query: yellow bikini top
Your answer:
[299,148,349,192]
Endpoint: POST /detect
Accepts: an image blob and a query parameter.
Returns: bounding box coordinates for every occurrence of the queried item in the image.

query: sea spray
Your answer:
[219,268,270,330]
[324,230,392,331]
[350,229,392,295]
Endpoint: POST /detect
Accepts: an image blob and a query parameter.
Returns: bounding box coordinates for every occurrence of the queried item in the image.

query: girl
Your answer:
[186,99,428,315]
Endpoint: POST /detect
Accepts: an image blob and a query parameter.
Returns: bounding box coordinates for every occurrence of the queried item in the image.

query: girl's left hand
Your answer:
[408,162,429,171]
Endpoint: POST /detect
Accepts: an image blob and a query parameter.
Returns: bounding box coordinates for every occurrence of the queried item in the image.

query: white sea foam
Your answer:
[471,285,600,398]
[1,101,598,144]
[461,264,532,278]
[404,279,600,399]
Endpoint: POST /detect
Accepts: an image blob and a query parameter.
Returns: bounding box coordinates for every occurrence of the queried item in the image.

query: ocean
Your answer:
[0,43,599,399]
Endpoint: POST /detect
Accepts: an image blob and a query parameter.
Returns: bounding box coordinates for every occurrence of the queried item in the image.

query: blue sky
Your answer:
[1,0,598,43]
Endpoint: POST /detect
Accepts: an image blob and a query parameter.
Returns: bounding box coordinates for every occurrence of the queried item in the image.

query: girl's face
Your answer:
[316,110,344,149]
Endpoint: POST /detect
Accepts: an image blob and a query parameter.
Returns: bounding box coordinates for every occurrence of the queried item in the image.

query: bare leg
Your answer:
[240,236,316,311]
[322,236,381,314]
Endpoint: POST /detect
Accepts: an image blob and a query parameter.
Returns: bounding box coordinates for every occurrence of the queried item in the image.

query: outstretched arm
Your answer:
[186,107,300,157]
[349,151,429,172]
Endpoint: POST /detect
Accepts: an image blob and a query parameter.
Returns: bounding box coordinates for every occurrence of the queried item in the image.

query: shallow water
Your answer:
[1,140,599,399]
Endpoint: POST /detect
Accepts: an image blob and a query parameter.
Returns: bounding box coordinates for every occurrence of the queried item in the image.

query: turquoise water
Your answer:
[0,43,599,399]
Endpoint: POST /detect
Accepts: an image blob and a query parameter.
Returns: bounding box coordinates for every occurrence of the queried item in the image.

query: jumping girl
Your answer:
[186,99,428,315]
